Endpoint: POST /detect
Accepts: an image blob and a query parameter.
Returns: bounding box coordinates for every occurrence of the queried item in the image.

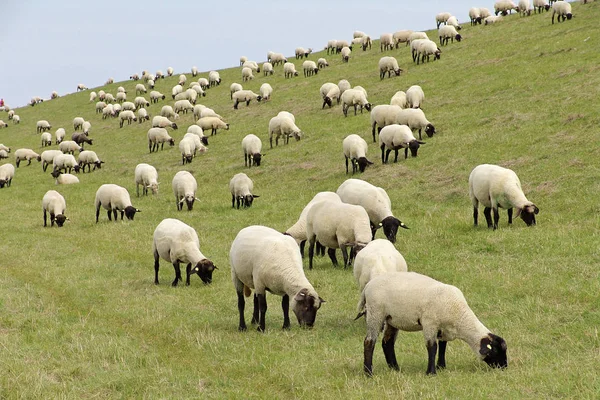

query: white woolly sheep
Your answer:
[338,79,351,97]
[306,200,372,269]
[439,25,462,45]
[0,120,7,128]
[193,104,206,120]
[54,172,79,185]
[436,12,451,27]
[15,148,41,167]
[414,39,441,64]
[7,110,14,119]
[190,85,205,98]
[41,150,62,172]
[78,150,104,172]
[36,120,51,133]
[134,96,150,109]
[130,73,139,81]
[495,0,518,15]
[380,33,394,51]
[379,124,426,162]
[89,92,97,102]
[52,153,80,174]
[77,84,87,91]
[242,60,260,73]
[240,67,254,82]
[469,164,539,229]
[102,105,115,120]
[54,128,66,145]
[408,31,429,45]
[59,140,83,155]
[153,218,215,286]
[337,178,409,243]
[357,271,508,376]
[167,67,174,76]
[150,91,166,103]
[283,62,298,78]
[259,83,273,101]
[187,125,209,146]
[446,15,461,29]
[239,56,248,66]
[172,170,199,211]
[533,0,550,13]
[232,90,262,109]
[135,163,159,196]
[82,121,91,135]
[171,84,183,99]
[341,89,372,117]
[197,116,229,135]
[341,46,352,62]
[191,66,198,77]
[0,144,9,153]
[198,78,209,89]
[98,90,106,100]
[406,85,425,109]
[135,84,146,94]
[122,101,135,112]
[119,110,137,127]
[95,184,140,222]
[137,108,150,123]
[484,15,503,24]
[148,127,175,152]
[360,35,372,51]
[41,132,52,147]
[159,106,179,120]
[469,7,483,25]
[178,74,187,87]
[378,56,403,80]
[262,62,274,76]
[370,104,402,142]
[179,137,195,165]
[268,114,302,148]
[393,30,413,47]
[480,7,492,17]
[0,164,14,188]
[183,132,207,157]
[396,108,436,139]
[42,190,68,227]
[230,225,324,332]
[208,71,221,87]
[295,47,313,59]
[0,150,8,159]
[104,93,115,103]
[302,60,319,77]
[270,52,287,66]
[200,107,222,120]
[317,58,329,68]
[242,134,262,167]
[518,0,531,15]
[326,40,337,54]
[343,134,373,174]
[321,82,340,108]
[353,239,407,292]
[551,1,572,23]
[390,91,408,109]
[117,86,126,93]
[174,100,194,114]
[229,172,259,209]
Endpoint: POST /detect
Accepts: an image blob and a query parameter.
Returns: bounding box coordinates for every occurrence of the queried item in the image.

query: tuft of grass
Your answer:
[1,3,600,397]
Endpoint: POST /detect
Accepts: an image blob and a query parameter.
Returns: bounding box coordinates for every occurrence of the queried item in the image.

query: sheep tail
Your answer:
[355,290,367,320]
[243,285,252,297]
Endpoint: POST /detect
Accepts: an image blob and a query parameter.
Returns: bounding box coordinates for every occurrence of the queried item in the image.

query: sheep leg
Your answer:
[185,263,192,286]
[43,210,48,227]
[251,294,259,324]
[95,205,101,223]
[340,245,349,268]
[237,290,247,331]
[507,208,513,224]
[50,213,55,227]
[493,208,500,230]
[426,340,438,375]
[363,331,378,376]
[316,241,325,257]
[327,248,338,267]
[107,209,112,221]
[308,236,316,270]
[257,293,267,332]
[171,262,182,287]
[353,104,358,116]
[231,194,235,208]
[473,206,479,226]
[153,250,160,284]
[483,207,493,228]
[345,156,349,174]
[437,340,447,369]
[299,240,306,258]
[382,323,399,370]
[281,294,291,330]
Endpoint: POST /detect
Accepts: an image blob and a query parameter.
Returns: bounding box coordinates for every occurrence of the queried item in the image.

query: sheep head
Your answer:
[252,153,262,167]
[124,206,140,220]
[479,333,508,369]
[292,288,324,328]
[0,179,6,188]
[192,259,216,284]
[54,214,68,227]
[516,204,539,226]
[408,139,426,157]
[425,123,436,137]
[381,216,409,243]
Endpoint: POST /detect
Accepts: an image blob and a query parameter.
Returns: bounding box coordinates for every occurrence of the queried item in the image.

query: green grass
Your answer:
[1,3,600,398]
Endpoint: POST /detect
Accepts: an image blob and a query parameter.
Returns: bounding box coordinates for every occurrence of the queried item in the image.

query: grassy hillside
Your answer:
[1,3,599,398]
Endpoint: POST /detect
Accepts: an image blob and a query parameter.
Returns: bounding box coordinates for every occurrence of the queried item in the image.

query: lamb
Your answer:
[137,108,150,123]
[302,60,319,77]
[52,153,80,174]
[229,173,259,209]
[230,225,324,332]
[134,163,159,196]
[533,0,550,13]
[379,124,426,162]
[172,170,199,211]
[153,218,216,287]
[378,56,403,80]
[178,74,187,86]
[353,239,407,292]
[77,84,87,91]
[337,178,409,243]
[439,25,462,45]
[150,91,166,103]
[306,200,372,269]
[148,127,175,152]
[446,15,462,30]
[36,120,51,133]
[42,190,68,227]
[174,100,194,114]
[0,164,15,188]
[436,12,451,27]
[15,149,41,167]
[469,164,539,229]
[551,1,572,23]
[321,82,340,108]
[95,184,140,222]
[135,83,147,94]
[241,67,254,82]
[259,83,273,101]
[357,271,508,376]
[152,116,178,129]
[82,121,91,135]
[393,30,413,47]
[59,140,83,155]
[197,117,229,135]
[495,0,518,15]
[41,150,62,172]
[41,132,52,147]
[89,91,97,102]
[208,71,221,87]
[343,134,373,174]
[179,137,195,165]
[232,90,262,109]
[186,125,209,146]
[340,46,351,62]
[119,110,137,127]
[406,85,425,109]
[78,150,104,172]
[469,7,483,24]
[262,62,274,76]
[71,132,93,148]
[283,62,298,78]
[171,84,183,99]
[317,58,329,68]
[380,33,395,51]
[341,89,372,117]
[396,108,436,139]
[390,91,408,108]
[295,47,313,59]
[54,172,79,185]
[242,134,262,167]
[268,114,302,148]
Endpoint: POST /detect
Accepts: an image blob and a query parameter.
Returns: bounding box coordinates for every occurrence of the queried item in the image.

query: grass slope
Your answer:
[1,3,599,398]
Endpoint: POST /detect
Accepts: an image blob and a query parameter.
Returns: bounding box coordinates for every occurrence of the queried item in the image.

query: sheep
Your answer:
[167,67,174,76]
[0,120,8,128]
[335,40,351,53]
[172,171,199,211]
[52,153,80,174]
[197,117,229,135]
[122,101,136,112]
[117,86,126,93]
[321,82,340,108]
[41,132,52,147]
[378,56,403,80]
[148,127,175,152]
[340,46,351,62]
[193,104,206,120]
[95,101,107,114]
[42,190,68,227]
[208,71,221,87]
[153,218,215,287]
[406,85,425,109]
[150,91,166,104]
[134,96,150,110]
[15,149,41,167]
[360,35,372,51]
[95,184,140,222]
[231,225,324,332]
[178,74,187,87]
[408,31,429,46]
[179,137,195,165]
[7,110,14,119]
[484,15,503,24]
[480,7,492,17]
[396,108,436,140]
[415,40,441,64]
[317,58,329,69]
[302,60,319,77]
[533,0,550,13]
[341,89,372,117]
[36,120,51,133]
[11,115,19,124]
[393,30,413,48]
[551,1,572,23]
[242,134,262,167]
[71,132,93,149]
[58,140,82,155]
[104,93,115,103]
[295,47,313,59]
[270,52,287,66]
[54,172,79,185]
[174,100,194,114]
[232,90,262,109]
[370,104,402,142]
[41,150,62,172]
[343,134,373,174]
[82,121,91,135]
[380,33,394,51]
[102,105,116,119]
[306,200,372,269]
[159,106,178,121]
[283,62,298,78]
[469,7,483,25]
[495,0,518,15]
[518,0,532,15]
[0,164,15,188]
[78,150,104,172]
[186,125,209,146]
[197,77,209,90]
[137,108,150,123]
[200,107,223,120]
[113,103,122,114]
[469,164,539,229]
[130,73,140,81]
[119,110,137,127]
[0,144,10,153]
[183,132,207,158]
[191,66,198,77]
[190,85,205,98]
[242,60,260,73]
[379,124,426,163]
[0,150,8,159]
[89,92,97,102]
[262,62,274,76]
[353,239,407,293]
[390,91,408,109]
[239,56,248,66]
[152,116,178,130]
[171,84,184,99]
[135,163,159,196]
[446,15,462,30]
[77,84,87,91]
[268,114,303,148]
[439,25,462,45]
[338,79,351,97]
[229,173,259,209]
[259,83,273,101]
[98,90,106,100]
[135,84,146,95]
[436,12,451,27]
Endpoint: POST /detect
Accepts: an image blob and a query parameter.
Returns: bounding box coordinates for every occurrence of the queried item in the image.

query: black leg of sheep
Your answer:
[171,262,182,287]
[257,294,267,332]
[382,324,399,370]
[426,340,438,375]
[483,207,493,228]
[251,294,259,324]
[282,294,290,330]
[437,340,447,369]
[237,291,247,331]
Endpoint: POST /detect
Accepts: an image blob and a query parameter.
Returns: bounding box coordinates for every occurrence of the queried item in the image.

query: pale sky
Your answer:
[1,0,499,108]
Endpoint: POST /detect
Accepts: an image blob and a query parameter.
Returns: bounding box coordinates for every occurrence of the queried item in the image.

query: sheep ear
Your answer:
[417,141,426,144]
[514,207,522,219]
[319,297,326,303]
[479,337,493,356]
[252,195,260,198]
[294,288,309,302]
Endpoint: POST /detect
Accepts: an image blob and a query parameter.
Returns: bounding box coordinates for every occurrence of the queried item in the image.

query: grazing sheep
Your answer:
[378,56,403,79]
[104,93,115,103]
[36,120,51,133]
[122,101,136,111]
[172,170,199,211]
[241,67,254,82]
[150,91,166,103]
[379,124,426,162]
[134,96,150,109]
[167,67,174,76]
[137,108,150,123]
[321,82,341,108]
[148,127,175,152]
[54,172,79,185]
[190,85,205,98]
[306,200,372,269]
[551,1,572,23]
[152,116,178,130]
[198,78,209,89]
[71,132,93,148]
[396,108,436,139]
[436,12,451,27]
[102,105,116,119]
[230,83,243,99]
[326,40,337,54]
[229,173,259,209]
[41,150,62,172]
[302,60,319,77]
[12,115,20,124]
[42,190,68,227]
[200,107,222,120]
[357,272,508,376]
[380,33,395,51]
[78,150,104,172]
[182,132,207,158]
[262,62,274,75]
[191,66,198,77]
[77,84,87,91]
[174,100,194,114]
[0,120,7,128]
[480,7,492,17]
[41,132,52,147]
[208,70,221,87]
[0,164,15,188]
[153,218,216,286]
[135,163,159,196]
[230,225,324,332]
[179,137,195,165]
[406,85,425,109]
[242,134,262,167]
[484,15,503,24]
[268,114,302,148]
[495,0,518,14]
[15,149,41,167]
[232,90,262,109]
[135,84,146,95]
[337,178,409,242]
[338,79,351,97]
[116,91,127,103]
[370,104,403,142]
[119,110,137,127]
[95,184,140,222]
[95,101,107,114]
[178,74,187,87]
[518,0,532,15]
[353,239,407,292]
[186,125,209,146]
[469,164,539,229]
[59,140,83,155]
[0,144,9,153]
[283,62,299,78]
[52,154,80,174]
[130,74,139,81]
[446,15,462,29]
[270,52,287,66]
[533,0,550,13]
[89,91,97,102]
[197,117,229,135]
[171,84,184,99]
[416,40,441,64]
[343,134,373,174]
[469,7,483,24]
[82,121,91,135]
[317,58,329,68]
[242,60,260,73]
[390,91,408,109]
[439,25,462,45]
[393,30,413,47]
[160,105,179,120]
[341,89,372,117]
[112,103,122,115]
[55,128,66,144]
[341,46,352,62]
[239,56,248,66]
[0,150,8,159]
[259,83,273,101]
[295,47,313,59]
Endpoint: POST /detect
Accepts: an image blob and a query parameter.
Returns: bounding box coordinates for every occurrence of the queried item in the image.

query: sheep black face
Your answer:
[394,69,402,76]
[322,96,333,109]
[192,259,216,284]
[480,334,508,369]
[455,34,462,42]
[171,123,178,130]
[364,103,372,112]
[381,216,409,243]
[256,95,263,102]
[408,140,425,157]
[566,13,572,20]
[357,157,374,173]
[243,194,259,208]
[168,138,175,147]
[124,206,140,220]
[200,136,209,146]
[0,179,6,188]
[517,204,539,226]
[292,288,324,328]
[54,214,67,227]
[184,195,195,211]
[476,16,482,24]
[425,123,436,137]
[252,153,262,166]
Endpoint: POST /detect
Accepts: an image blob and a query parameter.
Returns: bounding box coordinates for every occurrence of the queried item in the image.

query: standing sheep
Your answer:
[533,0,550,13]
[230,225,324,332]
[150,91,166,103]
[52,154,80,174]
[208,71,221,87]
[396,108,436,140]
[153,218,216,286]
[379,124,426,162]
[406,85,425,109]
[341,46,351,62]
[241,67,254,82]
[370,104,402,142]
[41,132,52,147]
[439,25,462,45]
[55,128,66,144]
[94,184,140,222]
[262,62,274,75]
[232,90,262,109]
[283,62,299,78]
[152,116,178,130]
[380,33,395,51]
[229,173,259,209]
[42,190,68,227]
[41,150,62,172]
[469,7,483,24]
[137,108,150,123]
[551,1,572,23]
[242,134,262,167]
[197,117,229,135]
[436,12,451,27]
[36,120,51,133]
[179,137,195,165]
[259,83,273,101]
[495,0,518,15]
[147,127,175,152]
[321,82,340,108]
[0,164,15,188]
[268,114,303,148]
[15,149,41,167]
[353,239,407,292]
[230,83,243,99]
[73,117,85,131]
[469,164,539,229]
[135,163,159,196]
[172,171,199,211]
[343,134,373,174]
[378,56,403,79]
[78,150,104,172]
[295,47,313,59]
[302,60,319,77]
[341,89,372,117]
[390,91,408,108]
[317,58,329,68]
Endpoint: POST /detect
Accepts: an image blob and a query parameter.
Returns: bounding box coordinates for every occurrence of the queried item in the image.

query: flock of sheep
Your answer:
[1,0,582,377]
